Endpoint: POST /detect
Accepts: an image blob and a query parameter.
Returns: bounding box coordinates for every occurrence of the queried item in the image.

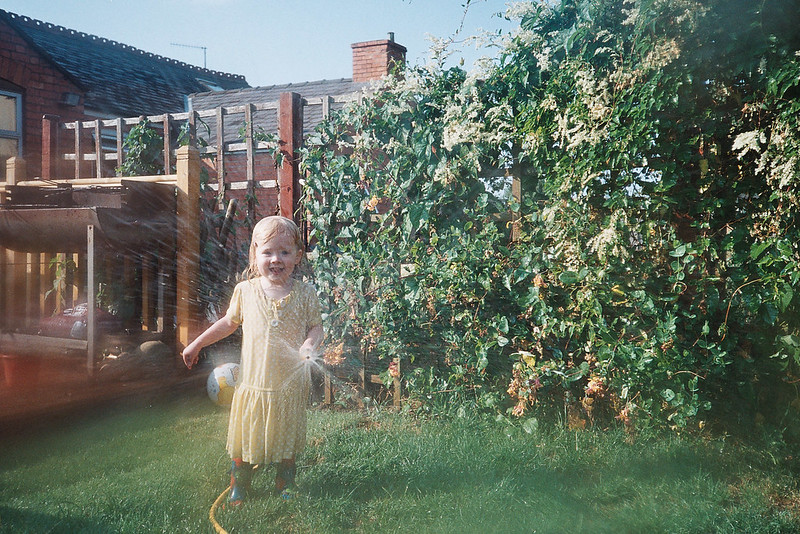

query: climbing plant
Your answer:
[303,0,800,434]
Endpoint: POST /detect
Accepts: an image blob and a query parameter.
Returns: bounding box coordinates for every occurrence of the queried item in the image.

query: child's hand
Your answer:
[182,345,199,369]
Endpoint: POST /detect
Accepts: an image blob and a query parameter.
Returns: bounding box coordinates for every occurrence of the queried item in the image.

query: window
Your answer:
[0,89,23,180]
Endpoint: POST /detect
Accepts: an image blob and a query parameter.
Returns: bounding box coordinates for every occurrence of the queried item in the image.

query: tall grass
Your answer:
[0,391,798,533]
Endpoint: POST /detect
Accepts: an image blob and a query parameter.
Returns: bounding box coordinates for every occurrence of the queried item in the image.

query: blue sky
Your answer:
[1,0,517,87]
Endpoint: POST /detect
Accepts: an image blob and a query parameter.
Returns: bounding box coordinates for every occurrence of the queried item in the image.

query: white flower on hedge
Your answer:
[732,130,764,158]
[534,46,552,71]
[541,94,558,111]
[505,1,537,20]
[642,39,681,71]
[771,156,798,189]
[588,210,630,261]
[622,0,639,25]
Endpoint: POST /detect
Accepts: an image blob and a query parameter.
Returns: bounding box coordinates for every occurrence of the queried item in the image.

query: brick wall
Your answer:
[0,17,88,180]
[351,37,407,83]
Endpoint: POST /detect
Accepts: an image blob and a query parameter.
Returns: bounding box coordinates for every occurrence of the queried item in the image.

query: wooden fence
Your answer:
[41,92,361,216]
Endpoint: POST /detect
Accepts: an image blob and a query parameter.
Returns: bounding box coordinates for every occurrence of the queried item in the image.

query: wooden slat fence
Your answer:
[51,93,359,188]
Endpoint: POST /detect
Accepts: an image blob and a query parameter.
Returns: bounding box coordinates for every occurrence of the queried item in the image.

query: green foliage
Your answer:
[44,256,76,312]
[116,118,164,176]
[303,65,515,416]
[303,0,800,433]
[491,0,800,432]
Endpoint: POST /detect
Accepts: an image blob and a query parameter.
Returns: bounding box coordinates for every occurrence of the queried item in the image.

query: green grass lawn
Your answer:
[1,390,798,533]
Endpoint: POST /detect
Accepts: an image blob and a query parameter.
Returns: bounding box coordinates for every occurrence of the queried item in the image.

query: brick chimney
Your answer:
[351,32,407,82]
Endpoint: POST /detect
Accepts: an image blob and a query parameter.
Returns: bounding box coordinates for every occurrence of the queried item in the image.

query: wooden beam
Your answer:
[278,92,303,223]
[116,117,123,174]
[163,113,172,173]
[24,253,40,330]
[15,175,178,187]
[74,119,82,179]
[393,357,401,407]
[141,252,154,331]
[94,120,103,179]
[0,333,88,354]
[87,224,95,375]
[175,145,201,351]
[4,158,26,330]
[42,115,60,181]
[245,103,255,226]
[216,106,226,209]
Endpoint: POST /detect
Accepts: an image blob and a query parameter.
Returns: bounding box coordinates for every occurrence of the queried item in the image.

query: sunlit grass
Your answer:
[0,392,798,533]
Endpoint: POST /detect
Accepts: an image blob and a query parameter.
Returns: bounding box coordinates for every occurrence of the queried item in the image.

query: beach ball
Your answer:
[207,362,240,406]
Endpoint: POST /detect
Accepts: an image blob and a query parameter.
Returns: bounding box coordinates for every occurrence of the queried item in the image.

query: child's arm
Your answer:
[299,324,324,359]
[181,316,239,369]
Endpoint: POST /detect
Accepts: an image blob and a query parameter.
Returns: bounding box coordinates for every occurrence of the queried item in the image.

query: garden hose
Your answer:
[209,484,231,534]
[209,463,259,533]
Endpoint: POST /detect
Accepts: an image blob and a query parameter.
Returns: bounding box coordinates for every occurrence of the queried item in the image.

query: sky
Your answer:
[1,0,518,87]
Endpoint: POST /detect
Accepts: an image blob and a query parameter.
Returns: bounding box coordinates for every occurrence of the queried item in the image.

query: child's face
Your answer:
[255,232,302,286]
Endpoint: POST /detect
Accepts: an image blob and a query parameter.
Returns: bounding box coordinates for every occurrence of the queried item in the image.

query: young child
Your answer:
[182,216,323,504]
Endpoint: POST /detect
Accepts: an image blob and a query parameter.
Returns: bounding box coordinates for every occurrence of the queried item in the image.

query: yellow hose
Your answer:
[209,484,231,534]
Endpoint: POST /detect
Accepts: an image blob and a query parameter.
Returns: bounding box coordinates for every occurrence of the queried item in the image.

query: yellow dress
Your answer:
[224,278,322,464]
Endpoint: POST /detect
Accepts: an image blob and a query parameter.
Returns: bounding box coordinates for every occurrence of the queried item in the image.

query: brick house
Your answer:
[0,9,249,180]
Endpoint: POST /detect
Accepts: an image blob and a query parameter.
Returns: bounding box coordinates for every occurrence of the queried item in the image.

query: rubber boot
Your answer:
[274,458,297,500]
[229,458,252,505]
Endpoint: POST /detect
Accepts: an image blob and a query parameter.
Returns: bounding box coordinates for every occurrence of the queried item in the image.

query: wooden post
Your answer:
[510,150,523,242]
[115,118,123,175]
[4,157,26,330]
[87,224,95,375]
[41,253,54,317]
[322,95,332,120]
[163,113,172,173]
[24,253,41,330]
[42,115,60,180]
[215,106,226,209]
[358,346,367,407]
[54,252,66,315]
[94,120,103,179]
[141,252,155,331]
[278,92,303,224]
[245,103,256,228]
[6,157,25,187]
[71,252,81,308]
[324,369,333,405]
[392,356,401,408]
[512,178,522,241]
[175,145,201,351]
[74,119,83,179]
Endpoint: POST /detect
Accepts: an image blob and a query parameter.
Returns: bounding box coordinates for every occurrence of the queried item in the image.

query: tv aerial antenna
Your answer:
[170,42,208,68]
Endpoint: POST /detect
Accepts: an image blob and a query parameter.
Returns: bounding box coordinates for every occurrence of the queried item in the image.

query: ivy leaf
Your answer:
[669,244,687,257]
[559,271,580,285]
[497,316,510,334]
[762,302,778,325]
[749,241,771,261]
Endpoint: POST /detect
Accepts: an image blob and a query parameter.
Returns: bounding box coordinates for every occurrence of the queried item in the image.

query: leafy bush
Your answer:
[302,65,516,414]
[493,0,800,432]
[303,0,800,434]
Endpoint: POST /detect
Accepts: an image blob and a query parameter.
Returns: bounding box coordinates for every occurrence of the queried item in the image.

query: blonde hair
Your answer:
[245,216,303,279]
